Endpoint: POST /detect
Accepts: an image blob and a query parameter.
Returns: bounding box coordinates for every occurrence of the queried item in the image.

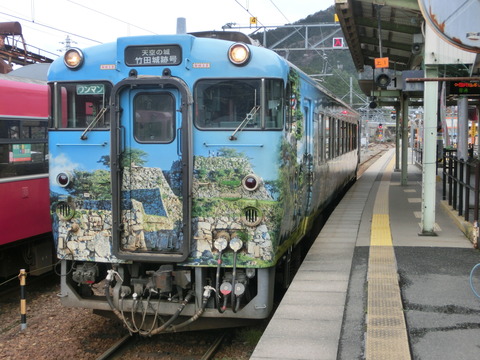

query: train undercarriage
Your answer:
[59,260,276,335]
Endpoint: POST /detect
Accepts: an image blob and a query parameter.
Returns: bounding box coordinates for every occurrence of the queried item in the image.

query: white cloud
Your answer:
[0,0,334,56]
[49,152,81,186]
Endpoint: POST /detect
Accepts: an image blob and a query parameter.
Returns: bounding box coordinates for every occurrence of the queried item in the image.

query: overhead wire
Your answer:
[66,0,159,36]
[0,10,102,45]
[0,0,159,54]
[232,0,367,105]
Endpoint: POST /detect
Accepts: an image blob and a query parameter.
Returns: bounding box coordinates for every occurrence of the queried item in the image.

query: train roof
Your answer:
[188,31,258,45]
[0,74,48,117]
[0,73,46,85]
[9,63,50,81]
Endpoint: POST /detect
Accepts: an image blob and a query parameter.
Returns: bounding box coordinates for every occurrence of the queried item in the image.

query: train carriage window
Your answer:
[51,82,111,129]
[325,116,330,160]
[285,81,293,131]
[133,93,175,143]
[340,120,345,155]
[337,120,341,156]
[329,117,336,158]
[353,124,358,150]
[0,118,48,178]
[348,123,352,152]
[194,79,283,130]
[318,113,324,162]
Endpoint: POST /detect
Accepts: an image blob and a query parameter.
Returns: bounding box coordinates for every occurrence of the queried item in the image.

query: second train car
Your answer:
[0,74,52,278]
[48,31,359,334]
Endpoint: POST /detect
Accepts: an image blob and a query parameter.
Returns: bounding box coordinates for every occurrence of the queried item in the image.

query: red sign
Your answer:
[333,38,344,48]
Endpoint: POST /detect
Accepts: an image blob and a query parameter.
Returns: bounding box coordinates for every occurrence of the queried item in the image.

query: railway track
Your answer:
[96,330,229,360]
[358,144,392,178]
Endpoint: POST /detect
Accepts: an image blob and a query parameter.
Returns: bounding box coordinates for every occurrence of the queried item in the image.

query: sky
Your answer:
[0,0,335,60]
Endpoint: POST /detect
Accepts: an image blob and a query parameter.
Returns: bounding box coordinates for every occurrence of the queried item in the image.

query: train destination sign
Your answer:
[449,81,480,95]
[76,84,105,95]
[124,45,182,66]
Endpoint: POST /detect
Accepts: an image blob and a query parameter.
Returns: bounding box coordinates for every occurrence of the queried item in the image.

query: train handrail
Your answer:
[0,173,48,183]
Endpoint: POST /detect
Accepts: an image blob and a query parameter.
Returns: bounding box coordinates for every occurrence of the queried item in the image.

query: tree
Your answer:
[121,148,148,167]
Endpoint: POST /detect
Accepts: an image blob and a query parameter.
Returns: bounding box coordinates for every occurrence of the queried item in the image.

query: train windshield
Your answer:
[51,82,112,129]
[194,79,283,130]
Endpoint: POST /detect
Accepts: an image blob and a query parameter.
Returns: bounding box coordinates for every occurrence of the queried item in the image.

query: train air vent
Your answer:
[56,201,75,220]
[242,206,262,227]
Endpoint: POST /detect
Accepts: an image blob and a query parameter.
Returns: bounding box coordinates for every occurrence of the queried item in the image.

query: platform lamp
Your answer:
[375,72,391,89]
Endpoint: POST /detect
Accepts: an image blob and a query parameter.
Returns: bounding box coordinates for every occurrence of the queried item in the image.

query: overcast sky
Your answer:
[0,0,335,59]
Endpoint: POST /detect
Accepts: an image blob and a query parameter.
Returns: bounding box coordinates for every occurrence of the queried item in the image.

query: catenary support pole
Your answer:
[395,104,400,171]
[401,95,409,185]
[457,96,469,161]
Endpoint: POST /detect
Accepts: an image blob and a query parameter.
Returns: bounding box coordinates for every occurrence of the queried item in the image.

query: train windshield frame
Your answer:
[50,82,112,130]
[194,78,284,130]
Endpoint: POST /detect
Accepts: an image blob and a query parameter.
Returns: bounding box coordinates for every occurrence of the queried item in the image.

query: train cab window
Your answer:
[194,79,283,130]
[264,80,284,129]
[133,93,175,143]
[51,82,111,129]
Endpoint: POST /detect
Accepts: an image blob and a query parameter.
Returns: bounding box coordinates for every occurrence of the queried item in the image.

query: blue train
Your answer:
[48,31,359,334]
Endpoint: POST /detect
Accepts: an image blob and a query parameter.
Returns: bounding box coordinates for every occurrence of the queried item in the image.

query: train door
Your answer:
[111,78,192,262]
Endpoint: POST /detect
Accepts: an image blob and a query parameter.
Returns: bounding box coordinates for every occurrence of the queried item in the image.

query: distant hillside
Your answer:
[250,5,363,105]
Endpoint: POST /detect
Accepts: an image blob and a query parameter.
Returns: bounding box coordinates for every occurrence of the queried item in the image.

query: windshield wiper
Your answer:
[80,107,108,140]
[229,105,261,141]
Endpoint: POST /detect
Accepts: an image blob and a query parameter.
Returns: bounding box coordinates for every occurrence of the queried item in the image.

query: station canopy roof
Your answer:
[335,0,424,72]
[334,0,423,73]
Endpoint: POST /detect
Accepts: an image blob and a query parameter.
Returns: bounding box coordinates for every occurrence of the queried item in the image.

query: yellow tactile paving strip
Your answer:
[365,156,411,360]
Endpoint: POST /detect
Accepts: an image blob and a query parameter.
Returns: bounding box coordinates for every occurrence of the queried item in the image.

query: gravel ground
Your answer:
[0,278,126,360]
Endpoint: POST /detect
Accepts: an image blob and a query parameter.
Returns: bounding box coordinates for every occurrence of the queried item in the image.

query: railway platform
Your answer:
[250,149,480,360]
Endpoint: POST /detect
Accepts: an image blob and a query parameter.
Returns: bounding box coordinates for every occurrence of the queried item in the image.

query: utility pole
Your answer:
[58,35,76,53]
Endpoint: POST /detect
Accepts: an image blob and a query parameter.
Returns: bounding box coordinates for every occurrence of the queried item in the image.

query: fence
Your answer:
[442,149,480,225]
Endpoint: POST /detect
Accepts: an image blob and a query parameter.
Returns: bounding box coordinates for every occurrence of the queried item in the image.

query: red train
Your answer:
[0,73,52,277]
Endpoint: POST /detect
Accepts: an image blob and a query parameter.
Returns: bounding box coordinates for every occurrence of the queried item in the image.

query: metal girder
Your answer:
[335,0,364,71]
[372,90,402,97]
[230,24,345,52]
[358,0,420,11]
[355,17,420,35]
[362,50,410,68]
[359,36,412,53]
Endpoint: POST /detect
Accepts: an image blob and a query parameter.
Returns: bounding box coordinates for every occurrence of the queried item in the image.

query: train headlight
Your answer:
[56,172,73,187]
[229,235,243,252]
[242,174,260,191]
[228,43,250,66]
[64,48,84,69]
[214,231,230,251]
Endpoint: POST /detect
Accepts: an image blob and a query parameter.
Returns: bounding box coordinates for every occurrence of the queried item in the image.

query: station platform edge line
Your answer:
[365,155,411,360]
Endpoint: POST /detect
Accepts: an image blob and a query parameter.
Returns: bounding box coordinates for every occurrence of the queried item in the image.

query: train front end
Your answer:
[48,34,296,333]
